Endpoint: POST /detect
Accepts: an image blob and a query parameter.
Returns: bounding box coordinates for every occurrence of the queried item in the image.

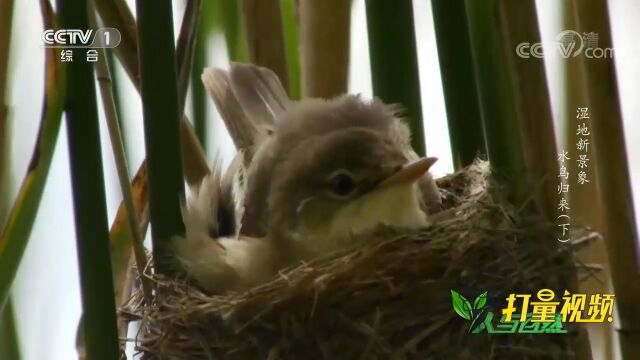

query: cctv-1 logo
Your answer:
[42,28,121,48]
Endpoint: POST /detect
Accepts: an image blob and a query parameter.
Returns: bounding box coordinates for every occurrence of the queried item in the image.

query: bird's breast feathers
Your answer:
[289,183,428,258]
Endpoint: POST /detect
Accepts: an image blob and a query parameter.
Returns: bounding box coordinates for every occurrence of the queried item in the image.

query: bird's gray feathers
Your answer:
[274,95,411,153]
[201,68,257,155]
[178,155,241,242]
[239,95,431,236]
[202,63,414,190]
[181,63,442,293]
[217,153,244,236]
[172,157,237,291]
[201,64,290,167]
[202,63,441,234]
[172,154,280,293]
[228,63,291,129]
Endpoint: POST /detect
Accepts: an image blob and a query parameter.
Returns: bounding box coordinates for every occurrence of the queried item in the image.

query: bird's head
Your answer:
[262,95,437,258]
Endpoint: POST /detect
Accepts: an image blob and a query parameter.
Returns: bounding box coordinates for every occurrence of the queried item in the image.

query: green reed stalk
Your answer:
[57,0,120,357]
[135,0,186,275]
[366,0,425,156]
[430,0,485,169]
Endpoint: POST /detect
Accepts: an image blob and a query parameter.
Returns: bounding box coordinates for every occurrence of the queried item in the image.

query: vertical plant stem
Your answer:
[240,0,289,93]
[0,0,65,311]
[0,300,20,360]
[108,161,150,296]
[498,0,560,222]
[299,0,350,99]
[0,0,15,203]
[366,0,425,156]
[573,1,640,357]
[562,1,612,357]
[135,0,186,275]
[464,0,529,207]
[106,50,127,156]
[497,2,592,356]
[93,33,152,301]
[192,16,209,148]
[430,0,485,169]
[175,0,202,114]
[175,0,210,185]
[57,0,120,357]
[116,254,136,341]
[0,2,20,357]
[466,1,595,356]
[281,0,301,100]
[219,0,248,62]
[93,0,139,85]
[94,0,210,186]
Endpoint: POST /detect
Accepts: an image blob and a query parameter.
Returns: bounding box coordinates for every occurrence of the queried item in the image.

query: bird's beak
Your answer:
[376,157,438,189]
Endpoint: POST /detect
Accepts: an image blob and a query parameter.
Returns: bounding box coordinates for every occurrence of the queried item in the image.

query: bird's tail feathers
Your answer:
[228,63,290,130]
[202,68,259,163]
[201,64,291,167]
[172,154,245,292]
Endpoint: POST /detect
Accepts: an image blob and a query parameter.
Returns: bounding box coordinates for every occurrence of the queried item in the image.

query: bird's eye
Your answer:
[328,170,357,198]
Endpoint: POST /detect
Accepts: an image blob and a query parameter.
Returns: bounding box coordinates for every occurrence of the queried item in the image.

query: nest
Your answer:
[126,160,596,359]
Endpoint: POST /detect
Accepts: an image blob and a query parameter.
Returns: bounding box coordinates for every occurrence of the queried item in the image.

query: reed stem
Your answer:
[240,0,289,93]
[573,1,640,357]
[299,0,350,98]
[366,0,425,156]
[430,0,485,169]
[94,44,152,300]
[135,0,186,275]
[58,0,120,356]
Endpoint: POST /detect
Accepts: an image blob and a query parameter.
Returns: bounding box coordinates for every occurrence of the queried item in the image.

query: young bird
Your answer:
[172,64,441,293]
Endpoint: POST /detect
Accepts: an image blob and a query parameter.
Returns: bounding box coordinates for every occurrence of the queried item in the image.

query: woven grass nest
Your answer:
[127,160,595,359]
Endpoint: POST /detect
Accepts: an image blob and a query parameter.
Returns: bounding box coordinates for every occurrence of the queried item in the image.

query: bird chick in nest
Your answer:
[172,64,441,294]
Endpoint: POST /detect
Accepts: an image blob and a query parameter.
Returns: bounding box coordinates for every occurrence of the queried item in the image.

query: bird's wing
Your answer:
[202,64,291,237]
[218,152,244,237]
[201,68,258,155]
[172,154,277,293]
[201,64,291,167]
[228,63,291,131]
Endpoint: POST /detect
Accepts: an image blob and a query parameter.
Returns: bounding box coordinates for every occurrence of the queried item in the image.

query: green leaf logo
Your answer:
[450,290,473,320]
[473,291,487,311]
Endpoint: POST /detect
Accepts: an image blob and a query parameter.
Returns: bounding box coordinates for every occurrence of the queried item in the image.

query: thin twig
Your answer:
[89,7,152,302]
[59,0,120,354]
[117,254,136,341]
[94,0,210,185]
[175,0,202,113]
[0,0,15,207]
